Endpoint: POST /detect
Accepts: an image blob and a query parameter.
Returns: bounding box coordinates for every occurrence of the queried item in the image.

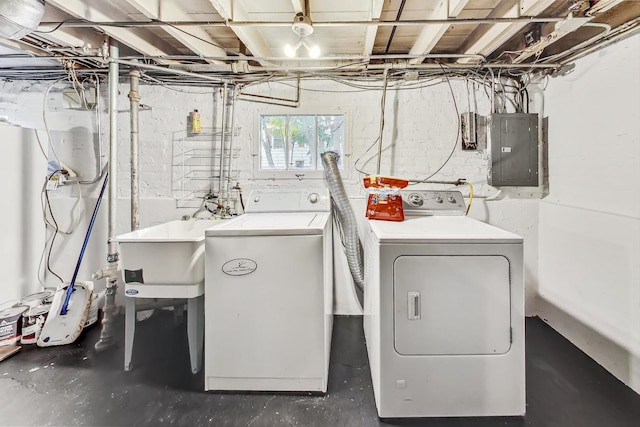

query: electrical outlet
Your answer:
[46,179,59,191]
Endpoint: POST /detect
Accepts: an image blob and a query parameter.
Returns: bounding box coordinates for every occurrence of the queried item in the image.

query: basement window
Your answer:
[256,114,345,179]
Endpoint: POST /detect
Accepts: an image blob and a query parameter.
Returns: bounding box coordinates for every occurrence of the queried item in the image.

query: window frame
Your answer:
[253,107,350,180]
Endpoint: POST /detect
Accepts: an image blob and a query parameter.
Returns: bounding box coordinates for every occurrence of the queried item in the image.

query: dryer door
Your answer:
[393,255,511,355]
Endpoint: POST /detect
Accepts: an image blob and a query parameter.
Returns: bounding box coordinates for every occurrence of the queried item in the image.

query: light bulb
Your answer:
[308,45,320,58]
[284,44,296,58]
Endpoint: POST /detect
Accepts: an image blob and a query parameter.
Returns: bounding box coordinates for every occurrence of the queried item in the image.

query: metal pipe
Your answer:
[366,62,560,70]
[224,86,236,210]
[111,58,227,83]
[129,62,141,231]
[95,39,119,352]
[218,83,228,196]
[376,68,388,175]
[210,90,218,188]
[0,53,486,62]
[38,17,566,29]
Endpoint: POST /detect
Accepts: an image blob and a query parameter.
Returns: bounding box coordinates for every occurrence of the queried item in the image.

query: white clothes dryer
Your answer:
[364,190,525,418]
[204,189,333,393]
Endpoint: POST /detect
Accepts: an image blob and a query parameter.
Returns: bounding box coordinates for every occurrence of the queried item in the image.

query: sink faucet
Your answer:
[192,192,220,218]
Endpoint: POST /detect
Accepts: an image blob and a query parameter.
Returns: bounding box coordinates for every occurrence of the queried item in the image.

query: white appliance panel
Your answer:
[393,255,511,355]
[369,216,522,244]
[206,235,324,381]
[245,189,330,212]
[363,211,525,418]
[204,188,333,393]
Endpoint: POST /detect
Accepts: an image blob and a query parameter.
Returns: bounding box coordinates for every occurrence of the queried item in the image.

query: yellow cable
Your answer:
[465,182,474,215]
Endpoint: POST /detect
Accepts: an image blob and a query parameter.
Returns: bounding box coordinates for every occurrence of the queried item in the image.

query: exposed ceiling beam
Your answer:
[363,0,384,56]
[408,0,470,64]
[208,0,272,60]
[122,0,227,62]
[458,0,556,63]
[511,15,591,63]
[46,0,174,59]
[588,0,625,15]
[36,6,104,50]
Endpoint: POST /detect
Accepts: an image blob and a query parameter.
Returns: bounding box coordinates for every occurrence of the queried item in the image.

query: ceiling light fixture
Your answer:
[284,12,320,58]
[0,0,45,40]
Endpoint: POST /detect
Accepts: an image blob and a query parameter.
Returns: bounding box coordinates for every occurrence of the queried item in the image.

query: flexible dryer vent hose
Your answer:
[321,151,365,296]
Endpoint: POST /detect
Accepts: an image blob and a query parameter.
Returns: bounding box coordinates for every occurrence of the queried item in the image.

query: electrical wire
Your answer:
[33,19,78,34]
[42,79,66,168]
[141,72,218,94]
[415,64,461,181]
[465,182,473,215]
[42,170,64,284]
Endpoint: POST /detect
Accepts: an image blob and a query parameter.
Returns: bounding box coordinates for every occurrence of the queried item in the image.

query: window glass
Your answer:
[259,114,344,172]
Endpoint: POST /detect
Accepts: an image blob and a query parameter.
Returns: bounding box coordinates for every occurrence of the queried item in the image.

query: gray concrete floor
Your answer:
[1,313,639,426]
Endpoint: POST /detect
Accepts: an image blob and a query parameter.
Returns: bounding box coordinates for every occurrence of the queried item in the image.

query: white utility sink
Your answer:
[114,218,226,286]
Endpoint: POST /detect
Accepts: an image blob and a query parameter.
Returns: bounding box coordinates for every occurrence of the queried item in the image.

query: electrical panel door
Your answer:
[489,113,539,186]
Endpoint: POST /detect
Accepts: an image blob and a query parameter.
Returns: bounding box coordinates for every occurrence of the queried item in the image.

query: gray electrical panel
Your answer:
[489,113,539,186]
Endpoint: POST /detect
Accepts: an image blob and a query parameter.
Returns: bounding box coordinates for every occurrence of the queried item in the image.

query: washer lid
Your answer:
[206,212,330,236]
[368,216,522,243]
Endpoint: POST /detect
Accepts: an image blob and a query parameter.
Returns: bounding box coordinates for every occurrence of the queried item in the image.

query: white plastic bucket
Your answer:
[0,306,28,346]
[20,304,52,345]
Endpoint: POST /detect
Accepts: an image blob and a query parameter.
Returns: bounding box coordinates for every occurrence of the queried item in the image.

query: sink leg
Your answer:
[187,295,204,374]
[124,296,136,371]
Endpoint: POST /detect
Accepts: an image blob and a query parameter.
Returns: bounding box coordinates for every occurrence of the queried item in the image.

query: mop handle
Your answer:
[61,172,109,315]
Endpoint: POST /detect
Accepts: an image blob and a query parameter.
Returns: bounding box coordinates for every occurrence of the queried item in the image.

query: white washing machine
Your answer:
[204,189,333,393]
[364,190,525,418]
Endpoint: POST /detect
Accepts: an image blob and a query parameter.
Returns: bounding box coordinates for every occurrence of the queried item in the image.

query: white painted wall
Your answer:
[0,75,542,316]
[0,81,108,304]
[0,125,46,305]
[113,78,541,314]
[538,33,640,393]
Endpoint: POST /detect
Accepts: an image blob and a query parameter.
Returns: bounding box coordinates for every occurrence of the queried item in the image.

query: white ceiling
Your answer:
[0,0,639,78]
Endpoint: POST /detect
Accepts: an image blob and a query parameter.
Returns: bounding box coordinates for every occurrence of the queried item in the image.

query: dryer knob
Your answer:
[447,196,456,203]
[253,195,260,203]
[308,193,319,203]
[435,196,443,203]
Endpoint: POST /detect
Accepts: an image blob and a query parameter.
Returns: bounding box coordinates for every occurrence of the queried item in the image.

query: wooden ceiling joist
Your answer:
[46,0,174,59]
[458,0,556,63]
[123,0,227,62]
[408,0,470,64]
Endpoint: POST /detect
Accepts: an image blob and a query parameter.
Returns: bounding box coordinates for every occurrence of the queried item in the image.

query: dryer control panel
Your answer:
[400,190,466,216]
[246,188,330,213]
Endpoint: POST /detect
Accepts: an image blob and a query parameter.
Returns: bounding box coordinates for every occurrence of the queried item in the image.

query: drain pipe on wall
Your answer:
[224,86,236,211]
[95,39,119,352]
[218,82,228,199]
[129,62,140,231]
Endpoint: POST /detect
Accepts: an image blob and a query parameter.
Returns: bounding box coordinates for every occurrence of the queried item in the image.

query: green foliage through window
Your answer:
[260,114,344,171]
